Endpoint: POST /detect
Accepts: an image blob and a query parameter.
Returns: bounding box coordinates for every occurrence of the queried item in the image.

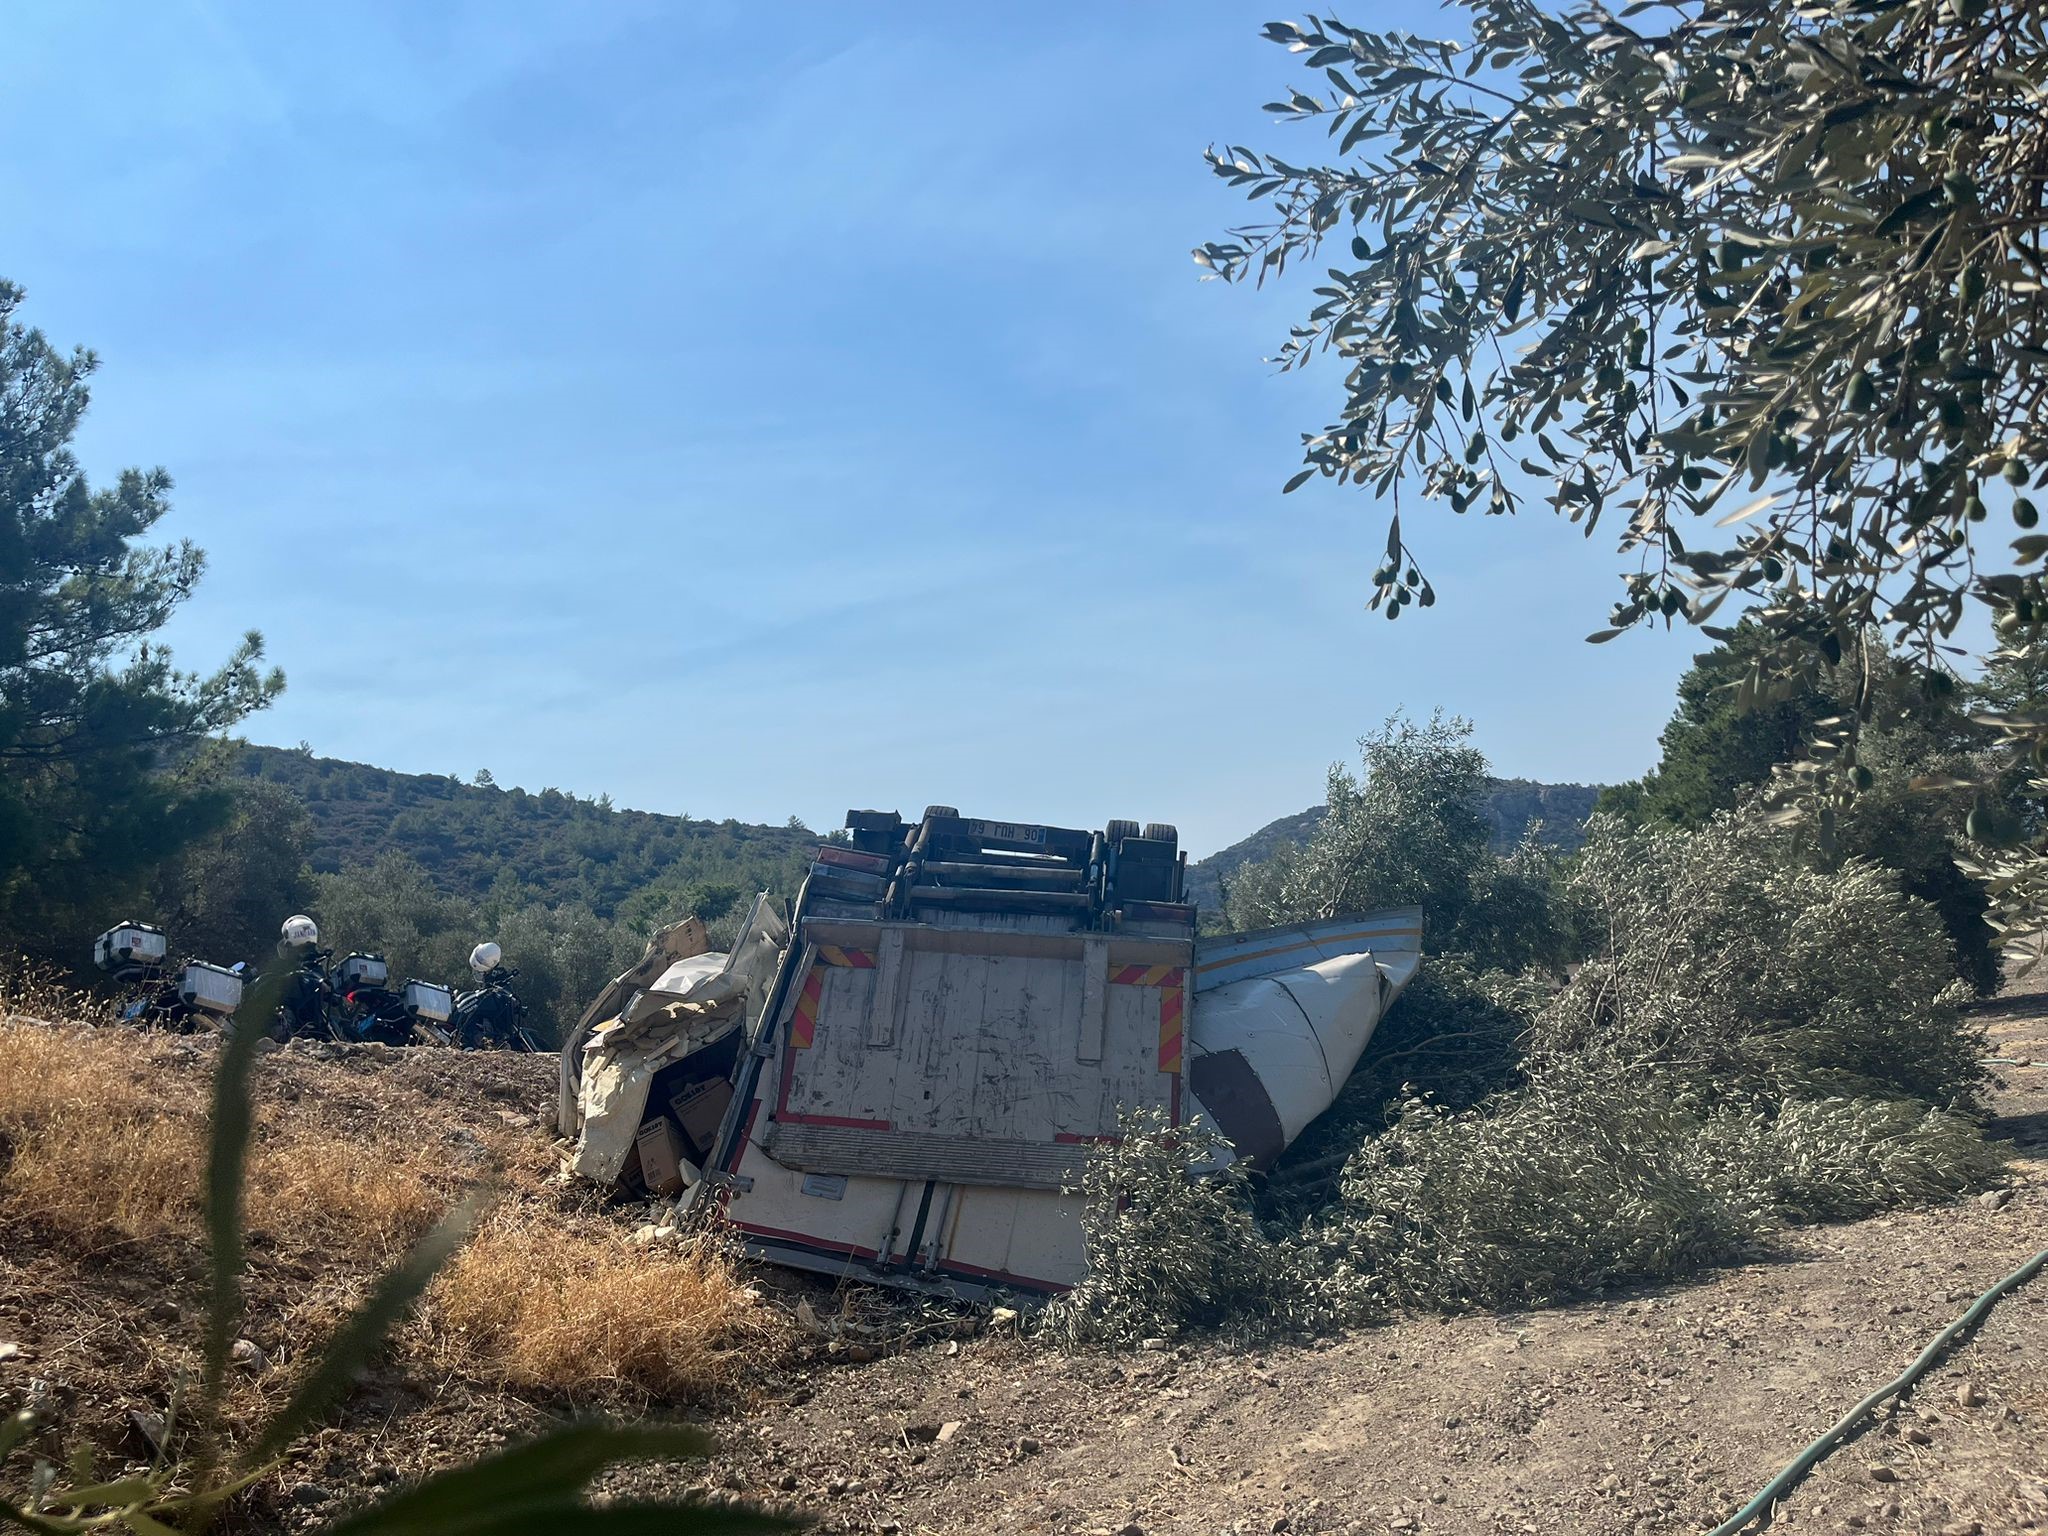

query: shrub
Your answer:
[1323,1060,1765,1309]
[1223,712,1577,981]
[1263,955,1536,1211]
[1542,810,1985,1106]
[1042,1112,1299,1347]
[1224,711,1493,941]
[1700,1095,2000,1225]
[1059,801,1999,1343]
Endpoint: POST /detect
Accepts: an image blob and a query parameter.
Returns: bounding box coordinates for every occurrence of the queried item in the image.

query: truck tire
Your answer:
[1142,823,1178,845]
[1104,819,1140,844]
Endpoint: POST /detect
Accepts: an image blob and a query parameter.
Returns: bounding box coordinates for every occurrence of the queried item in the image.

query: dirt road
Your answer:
[638,1001,2048,1536]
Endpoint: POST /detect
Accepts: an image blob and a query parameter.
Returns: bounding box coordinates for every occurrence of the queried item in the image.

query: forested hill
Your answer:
[234,745,818,920]
[1183,778,1602,919]
[233,745,1598,929]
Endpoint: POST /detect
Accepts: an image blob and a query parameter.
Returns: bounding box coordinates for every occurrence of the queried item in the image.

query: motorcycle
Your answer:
[331,951,455,1047]
[271,950,345,1042]
[453,944,537,1050]
[267,915,345,1042]
[94,921,246,1034]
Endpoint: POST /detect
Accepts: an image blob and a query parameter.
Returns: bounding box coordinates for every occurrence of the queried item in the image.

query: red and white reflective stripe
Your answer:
[1158,980,1185,1075]
[788,967,823,1048]
[1109,963,1183,988]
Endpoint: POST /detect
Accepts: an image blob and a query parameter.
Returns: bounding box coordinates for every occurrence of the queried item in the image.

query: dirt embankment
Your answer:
[1,1001,2043,1536]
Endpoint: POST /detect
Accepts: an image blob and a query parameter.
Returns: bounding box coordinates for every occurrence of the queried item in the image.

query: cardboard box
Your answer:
[669,1078,733,1157]
[634,1117,687,1197]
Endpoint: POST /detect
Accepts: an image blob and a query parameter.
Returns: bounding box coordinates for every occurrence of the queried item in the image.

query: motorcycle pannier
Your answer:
[178,961,244,1016]
[94,922,168,974]
[335,952,389,989]
[403,979,454,1023]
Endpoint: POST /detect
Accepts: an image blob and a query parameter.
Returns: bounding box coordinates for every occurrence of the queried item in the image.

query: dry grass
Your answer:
[249,1129,445,1258]
[432,1215,784,1402]
[0,1015,447,1259]
[0,1013,211,1240]
[0,996,782,1410]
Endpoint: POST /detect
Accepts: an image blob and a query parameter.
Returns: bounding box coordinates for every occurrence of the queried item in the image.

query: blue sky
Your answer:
[7,2,1701,856]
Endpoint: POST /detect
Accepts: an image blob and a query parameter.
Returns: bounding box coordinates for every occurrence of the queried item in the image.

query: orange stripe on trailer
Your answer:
[816,945,875,969]
[1158,982,1185,1074]
[789,968,822,1048]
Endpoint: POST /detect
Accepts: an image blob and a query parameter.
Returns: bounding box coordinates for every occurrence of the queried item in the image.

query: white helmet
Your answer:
[469,941,503,978]
[280,914,319,947]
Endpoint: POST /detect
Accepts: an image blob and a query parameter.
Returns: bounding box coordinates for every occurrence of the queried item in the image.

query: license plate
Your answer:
[964,819,1045,845]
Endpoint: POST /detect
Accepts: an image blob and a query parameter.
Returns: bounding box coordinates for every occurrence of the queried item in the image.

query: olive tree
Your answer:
[1200,2,2048,942]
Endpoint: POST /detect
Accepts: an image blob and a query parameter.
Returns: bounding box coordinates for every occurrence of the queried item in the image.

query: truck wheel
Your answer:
[1104,819,1140,844]
[1142,823,1178,845]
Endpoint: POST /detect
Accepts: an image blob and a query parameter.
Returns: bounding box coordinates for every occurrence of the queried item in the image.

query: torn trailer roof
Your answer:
[557,808,1421,1298]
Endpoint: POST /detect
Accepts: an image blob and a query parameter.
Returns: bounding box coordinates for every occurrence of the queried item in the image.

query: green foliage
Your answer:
[1224,712,1578,976]
[1205,6,2048,650]
[1206,4,2048,946]
[1602,625,2002,991]
[1322,1063,1994,1311]
[1262,954,1538,1213]
[1547,810,1985,1106]
[1042,1111,1319,1346]
[312,853,476,987]
[1063,765,1996,1343]
[1323,1061,1768,1310]
[240,745,816,922]
[1601,625,1846,829]
[0,984,785,1535]
[1224,712,1489,934]
[0,281,282,962]
[1701,1094,2003,1226]
[149,778,315,966]
[309,852,647,1046]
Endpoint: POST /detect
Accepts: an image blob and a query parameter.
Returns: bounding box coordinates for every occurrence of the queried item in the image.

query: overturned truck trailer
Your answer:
[559,809,1420,1297]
